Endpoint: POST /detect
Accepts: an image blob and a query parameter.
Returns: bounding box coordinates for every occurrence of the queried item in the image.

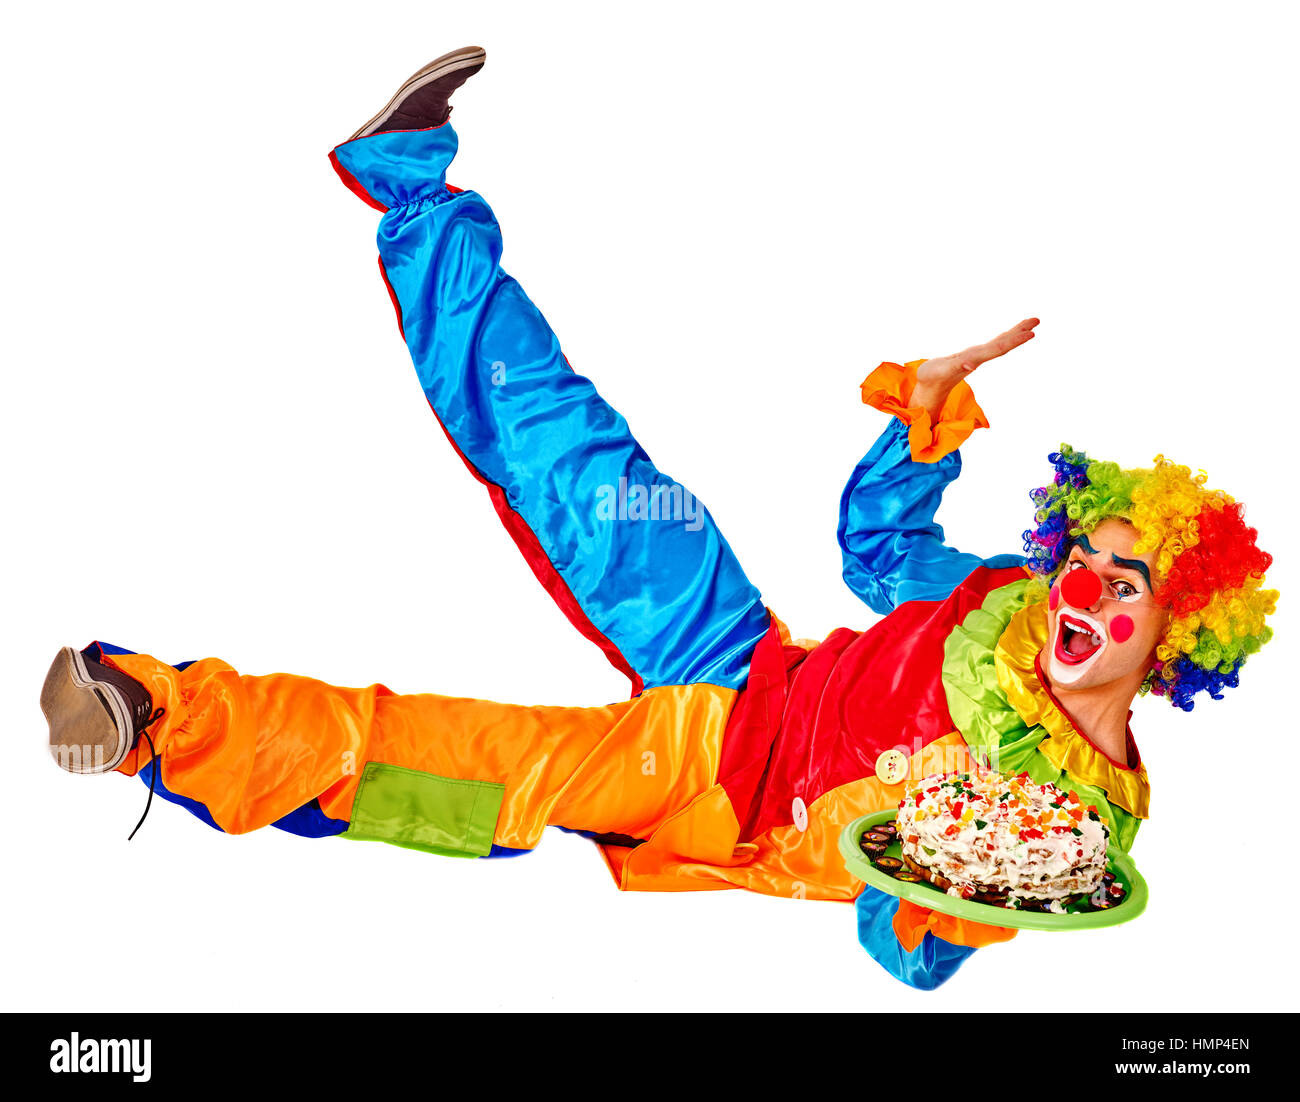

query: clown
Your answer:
[40,47,1278,989]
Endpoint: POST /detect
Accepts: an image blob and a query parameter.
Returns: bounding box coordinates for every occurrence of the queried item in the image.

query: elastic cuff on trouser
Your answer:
[329,121,460,211]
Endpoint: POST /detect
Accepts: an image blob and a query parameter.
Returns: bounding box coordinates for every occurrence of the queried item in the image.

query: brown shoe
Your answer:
[348,46,487,142]
[42,647,161,774]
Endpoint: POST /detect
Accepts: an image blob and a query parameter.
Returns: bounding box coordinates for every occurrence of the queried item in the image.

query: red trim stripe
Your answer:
[374,258,643,697]
[376,256,405,339]
[328,149,389,213]
[430,409,645,697]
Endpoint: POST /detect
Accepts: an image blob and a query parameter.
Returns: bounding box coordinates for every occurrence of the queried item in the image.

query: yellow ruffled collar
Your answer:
[994,600,1151,819]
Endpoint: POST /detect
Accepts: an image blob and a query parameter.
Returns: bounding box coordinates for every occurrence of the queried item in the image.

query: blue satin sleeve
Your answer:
[837,419,1025,614]
[855,888,977,990]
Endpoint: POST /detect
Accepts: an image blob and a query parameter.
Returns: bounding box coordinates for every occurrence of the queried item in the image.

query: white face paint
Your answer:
[1048,609,1110,685]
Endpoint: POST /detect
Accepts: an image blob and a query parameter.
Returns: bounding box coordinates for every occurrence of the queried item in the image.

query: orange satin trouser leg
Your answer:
[104,651,737,848]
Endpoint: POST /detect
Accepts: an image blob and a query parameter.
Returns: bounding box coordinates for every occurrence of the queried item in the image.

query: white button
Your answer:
[791,797,809,832]
[875,749,909,785]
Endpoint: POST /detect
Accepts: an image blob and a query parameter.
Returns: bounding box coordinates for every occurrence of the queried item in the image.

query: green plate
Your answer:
[839,810,1148,932]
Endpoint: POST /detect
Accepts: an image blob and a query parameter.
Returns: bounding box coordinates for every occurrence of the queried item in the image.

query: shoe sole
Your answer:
[41,647,130,775]
[349,45,487,142]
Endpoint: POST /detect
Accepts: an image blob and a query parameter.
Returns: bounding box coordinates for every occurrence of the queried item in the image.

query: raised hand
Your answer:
[911,318,1040,420]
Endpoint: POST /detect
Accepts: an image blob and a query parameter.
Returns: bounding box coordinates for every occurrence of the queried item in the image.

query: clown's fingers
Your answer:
[970,318,1039,366]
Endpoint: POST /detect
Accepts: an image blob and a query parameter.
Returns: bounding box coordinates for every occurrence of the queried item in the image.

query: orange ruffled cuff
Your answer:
[860,359,989,463]
[892,898,1018,951]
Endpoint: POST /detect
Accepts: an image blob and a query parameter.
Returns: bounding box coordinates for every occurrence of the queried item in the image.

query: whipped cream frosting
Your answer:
[897,769,1109,908]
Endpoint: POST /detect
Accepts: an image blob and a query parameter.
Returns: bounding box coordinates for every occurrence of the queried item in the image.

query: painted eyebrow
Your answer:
[1072,534,1153,591]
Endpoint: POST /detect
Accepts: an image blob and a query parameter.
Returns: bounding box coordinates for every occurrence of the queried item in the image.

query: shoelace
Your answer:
[127,708,166,841]
[131,697,158,728]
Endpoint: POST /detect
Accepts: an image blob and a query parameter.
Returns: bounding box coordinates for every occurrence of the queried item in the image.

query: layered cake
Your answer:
[896,770,1109,909]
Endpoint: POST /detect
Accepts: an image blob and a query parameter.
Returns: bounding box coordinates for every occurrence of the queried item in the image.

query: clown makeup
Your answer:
[1074,533,1153,595]
[1044,519,1167,691]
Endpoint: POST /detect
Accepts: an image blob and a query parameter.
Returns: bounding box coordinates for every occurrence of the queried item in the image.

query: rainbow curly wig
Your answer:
[1021,445,1278,711]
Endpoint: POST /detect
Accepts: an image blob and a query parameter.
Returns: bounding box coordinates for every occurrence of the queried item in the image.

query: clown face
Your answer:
[1043,518,1168,693]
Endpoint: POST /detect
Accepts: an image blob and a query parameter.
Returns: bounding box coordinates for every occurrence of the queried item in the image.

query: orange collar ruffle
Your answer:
[993,600,1152,819]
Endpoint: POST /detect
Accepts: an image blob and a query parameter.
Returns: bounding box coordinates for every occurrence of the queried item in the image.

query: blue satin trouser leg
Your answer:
[331,124,770,692]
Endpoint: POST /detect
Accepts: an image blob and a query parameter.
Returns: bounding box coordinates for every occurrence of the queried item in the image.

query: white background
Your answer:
[3,1,1297,1012]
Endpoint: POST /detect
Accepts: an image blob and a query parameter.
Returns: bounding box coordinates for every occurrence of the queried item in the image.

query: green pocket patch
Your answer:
[342,762,505,858]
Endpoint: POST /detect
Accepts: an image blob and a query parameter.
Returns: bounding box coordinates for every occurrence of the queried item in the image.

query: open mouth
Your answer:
[1054,614,1105,665]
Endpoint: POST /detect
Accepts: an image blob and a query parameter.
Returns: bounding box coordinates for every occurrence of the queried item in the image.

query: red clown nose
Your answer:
[1060,567,1103,610]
